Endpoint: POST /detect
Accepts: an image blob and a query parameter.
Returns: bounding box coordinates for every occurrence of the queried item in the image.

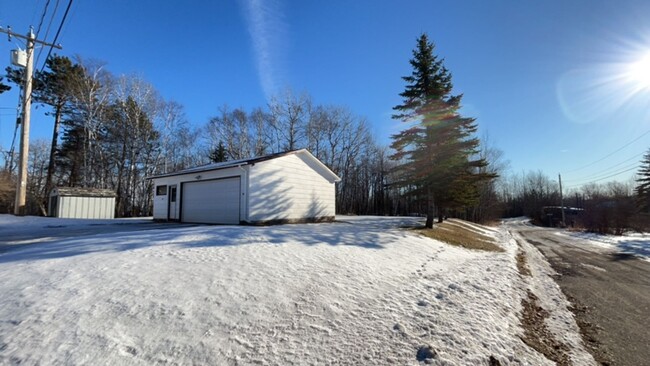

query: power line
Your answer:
[35,0,62,70]
[35,0,52,37]
[563,151,645,183]
[39,0,73,74]
[597,163,639,182]
[29,0,44,29]
[0,28,61,215]
[566,165,640,189]
[562,128,650,174]
[566,160,640,184]
[6,92,21,172]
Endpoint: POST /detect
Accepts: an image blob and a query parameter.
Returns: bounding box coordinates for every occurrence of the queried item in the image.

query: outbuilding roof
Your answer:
[51,187,116,197]
[148,149,341,182]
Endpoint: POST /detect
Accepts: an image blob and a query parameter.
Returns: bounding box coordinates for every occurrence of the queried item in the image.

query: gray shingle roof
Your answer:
[51,187,116,197]
[149,149,305,179]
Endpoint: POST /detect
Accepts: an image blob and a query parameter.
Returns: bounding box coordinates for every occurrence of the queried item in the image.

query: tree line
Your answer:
[497,168,650,234]
[0,35,513,226]
[0,55,400,217]
[1,56,198,216]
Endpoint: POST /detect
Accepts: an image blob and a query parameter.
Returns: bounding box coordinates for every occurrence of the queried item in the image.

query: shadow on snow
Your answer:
[0,216,425,264]
[612,239,650,261]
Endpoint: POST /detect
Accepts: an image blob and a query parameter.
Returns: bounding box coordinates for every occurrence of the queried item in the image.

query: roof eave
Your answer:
[147,162,249,180]
[295,149,341,183]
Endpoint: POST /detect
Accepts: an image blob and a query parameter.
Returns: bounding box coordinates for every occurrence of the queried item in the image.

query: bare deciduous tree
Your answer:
[27,139,51,215]
[268,88,311,152]
[67,57,113,187]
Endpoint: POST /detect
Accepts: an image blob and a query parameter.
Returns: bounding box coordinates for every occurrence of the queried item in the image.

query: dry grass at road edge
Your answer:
[516,243,531,277]
[416,221,504,252]
[520,290,572,366]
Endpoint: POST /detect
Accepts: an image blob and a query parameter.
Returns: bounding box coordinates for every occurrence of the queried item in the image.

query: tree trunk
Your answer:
[425,187,435,229]
[44,106,62,206]
[437,206,444,223]
[115,141,128,217]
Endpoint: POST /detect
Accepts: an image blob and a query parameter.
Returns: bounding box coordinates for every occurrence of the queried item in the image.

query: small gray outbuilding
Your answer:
[48,187,116,219]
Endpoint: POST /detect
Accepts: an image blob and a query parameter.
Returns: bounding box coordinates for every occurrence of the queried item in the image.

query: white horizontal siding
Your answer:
[247,153,335,222]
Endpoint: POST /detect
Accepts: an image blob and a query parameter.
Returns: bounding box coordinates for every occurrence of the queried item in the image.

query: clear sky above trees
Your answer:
[2,0,650,188]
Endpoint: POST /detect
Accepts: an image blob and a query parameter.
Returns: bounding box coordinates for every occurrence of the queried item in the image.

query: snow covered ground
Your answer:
[559,231,650,262]
[504,216,650,262]
[0,215,592,365]
[0,215,159,251]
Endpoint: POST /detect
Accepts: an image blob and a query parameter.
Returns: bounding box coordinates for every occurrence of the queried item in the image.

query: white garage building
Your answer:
[149,149,340,225]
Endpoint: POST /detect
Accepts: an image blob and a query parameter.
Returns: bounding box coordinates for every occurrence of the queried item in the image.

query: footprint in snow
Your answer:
[120,345,137,356]
[393,323,409,337]
[416,344,437,362]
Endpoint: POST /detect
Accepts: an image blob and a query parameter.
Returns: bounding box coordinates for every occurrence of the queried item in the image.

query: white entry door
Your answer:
[168,185,178,220]
[181,177,241,224]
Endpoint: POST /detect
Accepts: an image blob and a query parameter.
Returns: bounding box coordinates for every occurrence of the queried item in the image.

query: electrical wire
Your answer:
[38,0,74,74]
[565,160,640,184]
[35,0,52,37]
[22,0,73,112]
[562,128,650,174]
[54,0,79,48]
[565,164,640,189]
[563,151,645,183]
[35,0,61,71]
[29,0,44,30]
[6,91,21,171]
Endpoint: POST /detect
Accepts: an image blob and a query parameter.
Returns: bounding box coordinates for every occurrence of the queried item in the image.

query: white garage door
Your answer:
[181,177,241,224]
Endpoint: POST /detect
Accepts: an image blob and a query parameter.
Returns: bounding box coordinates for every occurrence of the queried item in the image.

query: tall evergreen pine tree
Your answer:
[36,56,84,198]
[391,34,493,228]
[635,149,650,212]
[209,141,228,163]
[0,77,9,94]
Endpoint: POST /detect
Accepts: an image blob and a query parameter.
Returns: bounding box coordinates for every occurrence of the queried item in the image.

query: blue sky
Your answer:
[2,0,650,189]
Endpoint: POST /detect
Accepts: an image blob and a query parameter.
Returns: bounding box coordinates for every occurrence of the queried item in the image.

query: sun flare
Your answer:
[626,52,650,90]
[557,43,650,124]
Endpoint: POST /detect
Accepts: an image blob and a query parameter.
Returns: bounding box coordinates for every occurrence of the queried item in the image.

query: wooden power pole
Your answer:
[559,173,566,227]
[0,26,61,215]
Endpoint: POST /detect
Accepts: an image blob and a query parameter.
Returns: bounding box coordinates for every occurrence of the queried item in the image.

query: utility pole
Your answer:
[558,173,566,227]
[0,26,61,215]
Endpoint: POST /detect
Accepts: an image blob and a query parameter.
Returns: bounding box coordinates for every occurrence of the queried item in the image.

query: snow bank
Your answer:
[509,230,596,365]
[0,215,574,365]
[559,231,650,262]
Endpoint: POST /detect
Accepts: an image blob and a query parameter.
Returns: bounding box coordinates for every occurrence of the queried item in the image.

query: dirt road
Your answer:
[506,220,650,366]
